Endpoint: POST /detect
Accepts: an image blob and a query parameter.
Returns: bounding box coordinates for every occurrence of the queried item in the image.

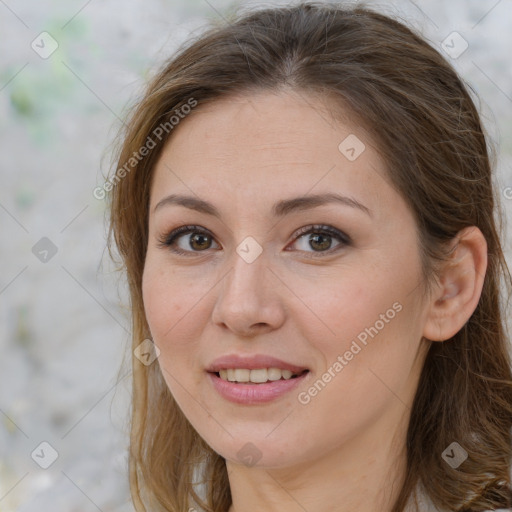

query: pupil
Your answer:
[191,233,210,250]
[310,233,331,251]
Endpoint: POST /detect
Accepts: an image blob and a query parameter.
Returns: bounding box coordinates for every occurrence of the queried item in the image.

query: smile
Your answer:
[217,367,307,383]
[208,369,309,404]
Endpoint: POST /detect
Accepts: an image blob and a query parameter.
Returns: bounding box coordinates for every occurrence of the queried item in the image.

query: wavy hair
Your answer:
[106,2,512,511]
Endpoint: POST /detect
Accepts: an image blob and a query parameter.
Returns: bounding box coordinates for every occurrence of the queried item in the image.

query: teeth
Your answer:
[234,369,250,382]
[281,369,293,379]
[218,367,300,383]
[267,368,282,381]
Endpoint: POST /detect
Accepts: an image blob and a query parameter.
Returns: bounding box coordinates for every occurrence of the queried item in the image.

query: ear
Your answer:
[422,226,487,342]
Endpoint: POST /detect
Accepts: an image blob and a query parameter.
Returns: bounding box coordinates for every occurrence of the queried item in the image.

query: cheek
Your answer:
[293,289,421,444]
[141,258,222,393]
[142,269,179,339]
[141,264,205,401]
[304,256,424,381]
[142,257,209,340]
[304,271,394,349]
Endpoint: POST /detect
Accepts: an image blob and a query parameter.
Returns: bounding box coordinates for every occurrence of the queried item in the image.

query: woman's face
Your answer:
[142,90,432,469]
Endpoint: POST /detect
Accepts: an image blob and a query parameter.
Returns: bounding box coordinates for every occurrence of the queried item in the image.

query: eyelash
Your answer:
[156,224,352,259]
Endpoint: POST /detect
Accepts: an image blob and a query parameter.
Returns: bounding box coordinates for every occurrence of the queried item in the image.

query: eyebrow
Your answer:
[153,192,372,218]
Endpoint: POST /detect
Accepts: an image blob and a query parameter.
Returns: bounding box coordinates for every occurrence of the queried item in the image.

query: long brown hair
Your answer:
[106,3,512,511]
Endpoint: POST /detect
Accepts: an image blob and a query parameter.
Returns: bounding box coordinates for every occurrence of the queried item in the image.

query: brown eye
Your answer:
[157,225,220,256]
[287,224,351,256]
[308,233,334,251]
[188,232,213,251]
[158,223,351,258]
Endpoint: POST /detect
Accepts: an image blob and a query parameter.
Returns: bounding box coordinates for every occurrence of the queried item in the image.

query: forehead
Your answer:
[159,90,362,164]
[149,90,395,219]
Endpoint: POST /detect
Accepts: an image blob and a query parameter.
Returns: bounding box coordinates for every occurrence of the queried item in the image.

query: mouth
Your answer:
[207,367,310,404]
[212,368,309,384]
[206,354,310,404]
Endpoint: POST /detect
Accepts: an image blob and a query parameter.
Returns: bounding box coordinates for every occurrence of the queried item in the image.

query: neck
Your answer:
[226,407,409,512]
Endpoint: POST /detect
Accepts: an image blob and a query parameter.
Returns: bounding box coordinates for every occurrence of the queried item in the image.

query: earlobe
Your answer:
[422,226,487,342]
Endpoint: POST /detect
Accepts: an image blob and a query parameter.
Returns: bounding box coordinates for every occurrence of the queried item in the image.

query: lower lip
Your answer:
[208,371,309,404]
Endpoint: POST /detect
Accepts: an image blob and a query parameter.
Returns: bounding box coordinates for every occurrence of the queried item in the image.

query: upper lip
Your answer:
[206,354,309,374]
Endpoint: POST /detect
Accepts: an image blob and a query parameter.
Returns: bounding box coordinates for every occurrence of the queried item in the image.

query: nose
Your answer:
[211,248,286,337]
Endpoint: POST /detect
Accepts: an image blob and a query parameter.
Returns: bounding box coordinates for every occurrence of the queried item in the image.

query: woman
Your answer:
[106,2,512,511]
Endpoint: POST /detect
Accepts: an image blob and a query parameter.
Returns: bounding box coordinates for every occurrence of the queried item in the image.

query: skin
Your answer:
[142,89,487,512]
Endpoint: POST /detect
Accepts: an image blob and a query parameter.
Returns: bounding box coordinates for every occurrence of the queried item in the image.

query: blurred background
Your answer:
[0,0,511,511]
